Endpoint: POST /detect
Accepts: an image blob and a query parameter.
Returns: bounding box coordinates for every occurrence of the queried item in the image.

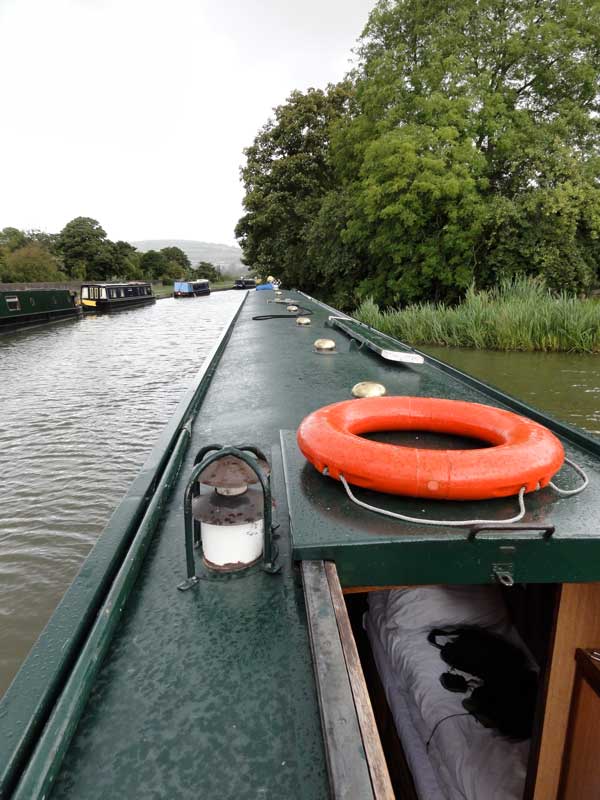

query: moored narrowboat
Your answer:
[234,276,256,288]
[80,281,155,312]
[3,289,600,799]
[0,288,81,334]
[173,279,210,297]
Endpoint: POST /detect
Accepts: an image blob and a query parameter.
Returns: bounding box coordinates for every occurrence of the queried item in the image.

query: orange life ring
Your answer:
[297,396,564,501]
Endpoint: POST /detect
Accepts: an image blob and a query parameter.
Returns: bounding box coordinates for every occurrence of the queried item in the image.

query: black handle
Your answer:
[468,523,555,541]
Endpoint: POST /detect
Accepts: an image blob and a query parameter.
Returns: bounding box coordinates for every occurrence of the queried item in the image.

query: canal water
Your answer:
[1,304,599,697]
[423,346,600,437]
[0,292,242,696]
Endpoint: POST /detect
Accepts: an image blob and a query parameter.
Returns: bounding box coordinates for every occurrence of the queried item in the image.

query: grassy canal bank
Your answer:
[355,278,600,354]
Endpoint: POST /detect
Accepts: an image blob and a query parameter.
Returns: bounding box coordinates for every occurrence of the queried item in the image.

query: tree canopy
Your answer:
[160,246,190,271]
[236,0,600,307]
[194,261,221,281]
[1,243,66,283]
[0,220,202,285]
[0,220,172,284]
[235,84,353,294]
[139,250,168,280]
[57,217,115,280]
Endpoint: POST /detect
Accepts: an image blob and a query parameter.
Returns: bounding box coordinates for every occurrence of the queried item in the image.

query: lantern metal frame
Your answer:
[178,444,280,590]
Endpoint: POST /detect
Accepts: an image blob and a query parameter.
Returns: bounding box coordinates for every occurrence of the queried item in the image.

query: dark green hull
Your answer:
[0,290,82,334]
[2,290,600,799]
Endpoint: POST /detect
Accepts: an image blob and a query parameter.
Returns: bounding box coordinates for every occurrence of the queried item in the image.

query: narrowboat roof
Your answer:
[0,288,74,293]
[0,288,75,299]
[3,290,600,799]
[81,281,152,287]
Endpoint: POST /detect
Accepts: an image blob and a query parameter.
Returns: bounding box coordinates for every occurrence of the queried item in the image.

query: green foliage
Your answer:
[235,83,353,292]
[57,217,115,280]
[194,261,220,281]
[356,276,600,353]
[0,221,147,283]
[113,240,143,279]
[305,188,365,309]
[0,227,28,253]
[26,230,61,254]
[160,246,190,270]
[140,249,169,280]
[350,125,486,304]
[160,260,184,284]
[236,0,600,306]
[1,243,67,282]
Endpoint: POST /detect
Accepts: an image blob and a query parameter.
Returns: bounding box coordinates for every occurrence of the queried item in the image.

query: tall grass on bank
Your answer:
[355,277,600,353]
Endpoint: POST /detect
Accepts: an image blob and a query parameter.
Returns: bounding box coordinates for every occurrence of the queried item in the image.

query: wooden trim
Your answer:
[532,583,600,800]
[325,562,395,800]
[558,662,585,799]
[557,654,600,800]
[343,585,421,595]
[357,622,419,799]
[302,561,375,799]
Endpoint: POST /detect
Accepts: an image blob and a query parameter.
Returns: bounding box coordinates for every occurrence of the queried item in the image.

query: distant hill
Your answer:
[131,240,246,275]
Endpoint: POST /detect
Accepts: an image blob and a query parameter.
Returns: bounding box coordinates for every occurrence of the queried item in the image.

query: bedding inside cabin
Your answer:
[365,586,533,800]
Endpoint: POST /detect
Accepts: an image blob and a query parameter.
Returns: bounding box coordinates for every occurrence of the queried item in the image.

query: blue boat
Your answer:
[173,280,210,297]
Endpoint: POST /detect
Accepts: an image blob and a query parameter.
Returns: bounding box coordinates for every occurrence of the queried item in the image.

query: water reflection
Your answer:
[0,293,242,694]
[423,346,600,436]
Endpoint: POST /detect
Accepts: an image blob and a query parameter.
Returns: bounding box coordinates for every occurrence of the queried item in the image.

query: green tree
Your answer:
[194,261,220,281]
[113,241,143,279]
[160,246,190,271]
[237,0,600,305]
[26,230,61,254]
[140,249,169,280]
[57,217,115,281]
[342,0,600,302]
[235,83,353,290]
[0,227,27,253]
[160,260,184,284]
[305,188,366,309]
[2,243,67,282]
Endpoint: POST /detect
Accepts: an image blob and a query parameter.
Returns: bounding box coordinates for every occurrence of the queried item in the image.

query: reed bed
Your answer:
[355,277,600,353]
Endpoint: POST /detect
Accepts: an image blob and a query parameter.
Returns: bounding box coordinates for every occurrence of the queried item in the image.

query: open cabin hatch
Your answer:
[306,559,600,800]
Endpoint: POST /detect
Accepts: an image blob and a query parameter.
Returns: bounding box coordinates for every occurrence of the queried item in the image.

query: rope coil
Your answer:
[548,456,588,496]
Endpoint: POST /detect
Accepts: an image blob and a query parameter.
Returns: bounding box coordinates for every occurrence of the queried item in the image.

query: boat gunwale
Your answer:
[10,425,194,800]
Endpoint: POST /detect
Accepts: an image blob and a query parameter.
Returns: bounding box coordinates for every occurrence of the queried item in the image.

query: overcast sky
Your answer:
[0,0,375,245]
